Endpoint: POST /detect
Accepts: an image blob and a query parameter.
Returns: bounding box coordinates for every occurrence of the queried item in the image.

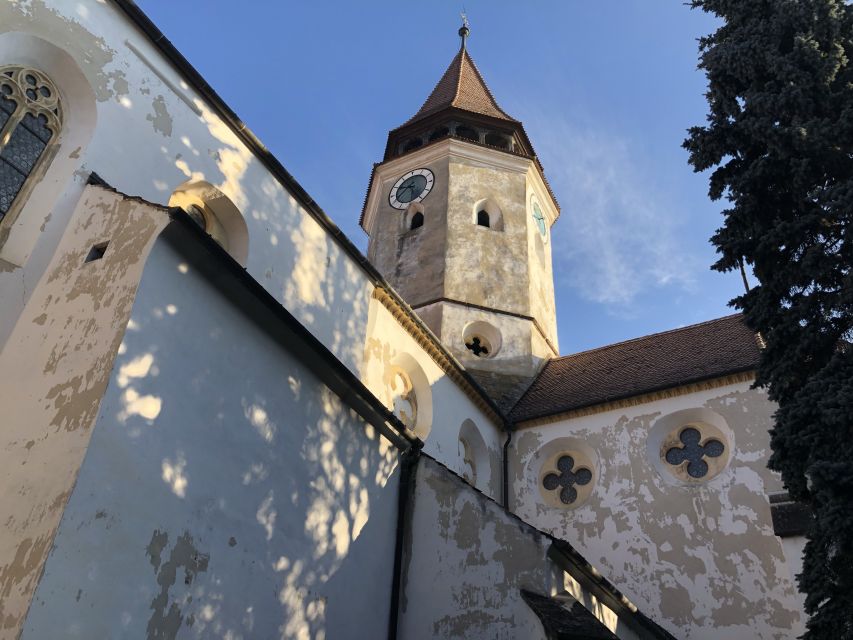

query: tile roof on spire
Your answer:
[400,48,517,128]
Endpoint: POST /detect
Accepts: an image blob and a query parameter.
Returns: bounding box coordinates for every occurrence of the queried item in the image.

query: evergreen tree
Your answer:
[684,1,853,637]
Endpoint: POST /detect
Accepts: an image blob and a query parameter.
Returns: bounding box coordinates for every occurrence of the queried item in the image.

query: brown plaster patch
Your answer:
[146,530,209,640]
[0,533,53,631]
[146,95,173,137]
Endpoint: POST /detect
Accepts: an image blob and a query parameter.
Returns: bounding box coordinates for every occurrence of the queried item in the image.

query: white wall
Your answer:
[23,240,400,639]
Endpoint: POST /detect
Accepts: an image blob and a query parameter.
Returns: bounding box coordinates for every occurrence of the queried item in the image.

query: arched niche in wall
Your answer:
[647,407,735,486]
[386,352,432,441]
[526,436,599,509]
[403,202,425,232]
[0,32,97,267]
[458,418,491,492]
[169,180,249,266]
[472,198,504,231]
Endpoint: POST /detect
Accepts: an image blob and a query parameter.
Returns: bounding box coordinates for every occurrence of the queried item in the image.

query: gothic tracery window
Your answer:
[0,66,62,222]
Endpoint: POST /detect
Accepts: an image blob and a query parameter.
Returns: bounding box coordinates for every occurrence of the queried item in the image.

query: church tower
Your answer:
[361,23,559,409]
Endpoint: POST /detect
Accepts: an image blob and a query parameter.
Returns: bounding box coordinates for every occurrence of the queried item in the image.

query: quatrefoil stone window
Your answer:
[665,427,725,479]
[542,455,592,505]
[465,335,490,357]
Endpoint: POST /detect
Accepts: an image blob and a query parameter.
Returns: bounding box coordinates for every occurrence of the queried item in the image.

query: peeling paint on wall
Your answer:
[145,530,209,640]
[146,95,173,137]
[0,185,168,639]
[511,383,803,639]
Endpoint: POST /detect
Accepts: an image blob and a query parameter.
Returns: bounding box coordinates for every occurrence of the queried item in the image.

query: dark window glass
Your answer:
[428,127,449,141]
[477,210,490,227]
[410,211,424,230]
[0,158,27,216]
[456,126,478,141]
[403,138,422,152]
[0,92,16,119]
[485,133,508,149]
[0,112,54,219]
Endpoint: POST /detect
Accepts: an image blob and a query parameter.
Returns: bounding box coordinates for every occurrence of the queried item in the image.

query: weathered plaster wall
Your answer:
[511,381,804,639]
[367,155,450,310]
[398,455,556,639]
[0,185,168,638]
[364,297,503,500]
[445,156,530,314]
[22,239,401,640]
[524,180,558,350]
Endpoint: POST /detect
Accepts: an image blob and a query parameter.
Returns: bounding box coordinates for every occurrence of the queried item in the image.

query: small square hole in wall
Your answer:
[84,242,109,264]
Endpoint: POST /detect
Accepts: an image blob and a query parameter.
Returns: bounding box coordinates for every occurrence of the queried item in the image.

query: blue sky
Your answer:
[138,1,742,354]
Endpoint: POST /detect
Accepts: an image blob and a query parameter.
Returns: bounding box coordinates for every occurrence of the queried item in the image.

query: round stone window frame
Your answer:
[528,437,599,510]
[462,320,502,359]
[647,408,734,485]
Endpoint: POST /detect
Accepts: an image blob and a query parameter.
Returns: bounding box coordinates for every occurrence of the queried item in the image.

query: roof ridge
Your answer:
[550,314,746,363]
[457,48,514,121]
[452,47,465,108]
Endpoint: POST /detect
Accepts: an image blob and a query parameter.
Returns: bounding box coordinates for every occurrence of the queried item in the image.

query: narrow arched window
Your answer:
[410,211,424,230]
[0,67,62,222]
[477,210,490,228]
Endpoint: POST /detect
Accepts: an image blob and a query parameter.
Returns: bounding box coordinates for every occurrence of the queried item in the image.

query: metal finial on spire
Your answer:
[459,11,470,49]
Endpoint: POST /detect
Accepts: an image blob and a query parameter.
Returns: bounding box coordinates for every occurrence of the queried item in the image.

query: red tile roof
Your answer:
[400,48,517,128]
[509,315,761,423]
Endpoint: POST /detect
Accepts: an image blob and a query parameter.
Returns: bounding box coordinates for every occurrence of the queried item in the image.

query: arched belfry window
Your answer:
[477,210,490,228]
[410,211,424,230]
[0,66,62,222]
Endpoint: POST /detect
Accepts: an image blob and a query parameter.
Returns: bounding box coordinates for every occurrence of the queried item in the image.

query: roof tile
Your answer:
[401,48,516,127]
[510,315,761,423]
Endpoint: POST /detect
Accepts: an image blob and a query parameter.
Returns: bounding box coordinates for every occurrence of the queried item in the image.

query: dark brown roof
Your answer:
[510,315,761,423]
[400,47,516,128]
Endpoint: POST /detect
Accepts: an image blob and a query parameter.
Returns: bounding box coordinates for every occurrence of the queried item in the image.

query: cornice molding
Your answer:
[513,371,757,429]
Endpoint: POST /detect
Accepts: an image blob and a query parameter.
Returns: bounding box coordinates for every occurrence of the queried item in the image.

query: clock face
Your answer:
[389,168,434,210]
[532,202,547,238]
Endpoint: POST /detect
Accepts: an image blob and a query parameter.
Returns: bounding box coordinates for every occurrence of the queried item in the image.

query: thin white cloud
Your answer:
[532,113,699,310]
